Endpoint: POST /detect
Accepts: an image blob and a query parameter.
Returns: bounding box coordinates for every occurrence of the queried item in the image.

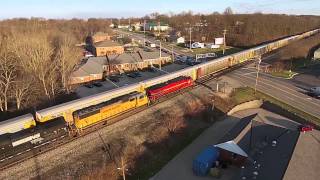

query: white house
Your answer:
[145,22,170,32]
[176,37,185,44]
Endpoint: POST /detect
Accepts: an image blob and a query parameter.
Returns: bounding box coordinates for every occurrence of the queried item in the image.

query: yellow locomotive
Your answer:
[73,92,149,129]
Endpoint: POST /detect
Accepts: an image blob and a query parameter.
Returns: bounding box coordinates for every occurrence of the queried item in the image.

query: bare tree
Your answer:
[0,36,17,111]
[13,77,32,110]
[54,34,82,93]
[162,110,186,133]
[223,7,234,15]
[11,32,56,99]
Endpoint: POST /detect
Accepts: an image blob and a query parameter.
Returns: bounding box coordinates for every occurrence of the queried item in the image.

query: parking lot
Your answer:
[75,61,190,98]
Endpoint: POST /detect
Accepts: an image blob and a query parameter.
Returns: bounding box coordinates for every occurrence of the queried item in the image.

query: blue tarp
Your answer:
[192,146,220,176]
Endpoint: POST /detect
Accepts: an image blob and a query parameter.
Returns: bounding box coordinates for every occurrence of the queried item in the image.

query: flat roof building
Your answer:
[92,32,111,43]
[94,40,124,56]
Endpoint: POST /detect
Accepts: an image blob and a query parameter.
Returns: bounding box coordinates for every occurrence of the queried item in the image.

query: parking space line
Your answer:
[105,78,119,88]
[152,67,169,74]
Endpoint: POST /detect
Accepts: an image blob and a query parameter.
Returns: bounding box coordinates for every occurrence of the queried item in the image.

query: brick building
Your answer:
[92,32,111,43]
[94,40,124,56]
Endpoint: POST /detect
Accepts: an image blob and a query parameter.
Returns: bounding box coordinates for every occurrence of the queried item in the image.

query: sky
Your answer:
[1,0,319,19]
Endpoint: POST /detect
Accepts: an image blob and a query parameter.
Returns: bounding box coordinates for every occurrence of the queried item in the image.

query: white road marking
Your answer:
[233,70,320,105]
[153,67,169,74]
[0,159,5,162]
[16,152,22,155]
[230,72,320,116]
[7,156,13,159]
[105,78,119,88]
[243,72,257,76]
[25,149,31,152]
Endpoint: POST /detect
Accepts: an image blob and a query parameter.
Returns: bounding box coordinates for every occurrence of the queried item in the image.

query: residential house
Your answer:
[145,22,170,32]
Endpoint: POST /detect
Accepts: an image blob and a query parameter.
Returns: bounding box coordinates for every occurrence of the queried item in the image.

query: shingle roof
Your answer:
[72,58,106,77]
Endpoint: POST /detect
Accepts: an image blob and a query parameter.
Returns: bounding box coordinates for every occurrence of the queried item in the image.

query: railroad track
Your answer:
[0,60,255,171]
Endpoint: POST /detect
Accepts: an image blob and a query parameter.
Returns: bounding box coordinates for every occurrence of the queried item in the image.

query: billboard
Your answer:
[215,38,224,45]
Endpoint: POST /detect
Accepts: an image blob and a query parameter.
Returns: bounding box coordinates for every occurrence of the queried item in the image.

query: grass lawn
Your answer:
[231,87,257,105]
[271,70,297,79]
[130,128,207,180]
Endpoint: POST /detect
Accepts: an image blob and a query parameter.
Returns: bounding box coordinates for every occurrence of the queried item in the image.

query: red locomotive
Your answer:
[146,76,194,101]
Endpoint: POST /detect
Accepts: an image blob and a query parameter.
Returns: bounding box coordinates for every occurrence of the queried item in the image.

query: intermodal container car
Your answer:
[146,76,193,101]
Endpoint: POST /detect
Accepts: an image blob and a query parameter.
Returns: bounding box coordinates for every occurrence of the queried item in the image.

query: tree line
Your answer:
[0,18,112,118]
[143,9,320,47]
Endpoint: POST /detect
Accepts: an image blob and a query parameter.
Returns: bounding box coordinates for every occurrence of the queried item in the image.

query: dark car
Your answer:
[84,84,94,88]
[186,59,201,66]
[147,68,156,72]
[127,71,142,78]
[93,82,103,87]
[108,75,120,82]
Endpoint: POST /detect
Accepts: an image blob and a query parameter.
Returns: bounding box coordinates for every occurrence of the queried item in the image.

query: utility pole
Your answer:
[158,40,162,70]
[118,19,121,27]
[117,156,127,180]
[143,19,146,47]
[159,41,162,58]
[158,21,161,37]
[223,29,227,55]
[189,25,192,51]
[254,56,262,94]
[121,157,126,180]
[171,45,174,62]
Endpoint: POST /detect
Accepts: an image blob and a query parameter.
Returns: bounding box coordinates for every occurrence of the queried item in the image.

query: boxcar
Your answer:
[73,92,148,129]
[146,76,193,101]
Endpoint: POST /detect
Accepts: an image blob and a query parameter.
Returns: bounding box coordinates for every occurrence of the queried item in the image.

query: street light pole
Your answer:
[254,56,262,94]
[223,29,227,55]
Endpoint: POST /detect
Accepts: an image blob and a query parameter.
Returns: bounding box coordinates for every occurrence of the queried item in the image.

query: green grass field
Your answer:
[271,70,296,79]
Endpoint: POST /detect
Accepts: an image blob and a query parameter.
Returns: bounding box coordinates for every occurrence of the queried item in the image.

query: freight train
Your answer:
[0,28,319,154]
[0,76,193,150]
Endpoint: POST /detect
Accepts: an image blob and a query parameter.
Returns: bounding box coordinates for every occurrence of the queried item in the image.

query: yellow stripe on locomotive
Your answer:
[73,92,148,129]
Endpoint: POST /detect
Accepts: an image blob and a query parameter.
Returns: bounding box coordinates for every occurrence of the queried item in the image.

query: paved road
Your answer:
[226,64,320,121]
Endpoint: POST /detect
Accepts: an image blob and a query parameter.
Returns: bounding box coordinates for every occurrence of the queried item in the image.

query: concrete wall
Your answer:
[227,100,263,115]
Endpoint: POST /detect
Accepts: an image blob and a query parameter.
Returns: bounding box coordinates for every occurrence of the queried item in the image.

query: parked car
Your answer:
[298,124,314,132]
[108,75,120,82]
[84,84,94,88]
[126,71,142,78]
[147,68,156,72]
[93,82,103,87]
[186,59,201,66]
